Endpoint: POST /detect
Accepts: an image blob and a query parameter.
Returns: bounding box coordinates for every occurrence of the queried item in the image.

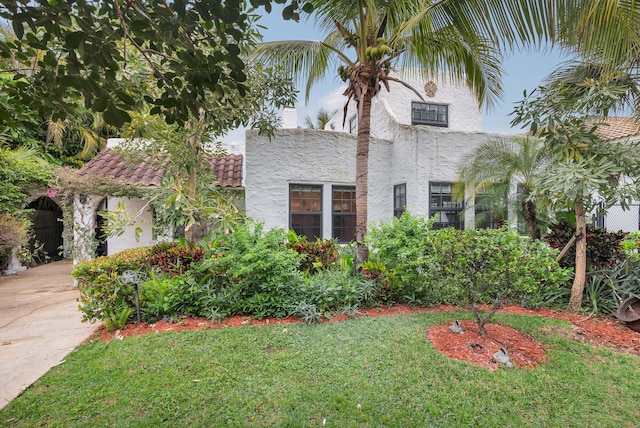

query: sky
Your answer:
[222,7,570,143]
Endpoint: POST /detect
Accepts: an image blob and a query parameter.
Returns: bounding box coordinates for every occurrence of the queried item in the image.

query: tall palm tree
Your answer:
[251,0,569,261]
[456,137,552,240]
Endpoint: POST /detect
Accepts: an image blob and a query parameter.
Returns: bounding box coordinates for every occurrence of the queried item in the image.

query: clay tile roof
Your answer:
[210,153,243,188]
[78,148,243,188]
[594,117,640,141]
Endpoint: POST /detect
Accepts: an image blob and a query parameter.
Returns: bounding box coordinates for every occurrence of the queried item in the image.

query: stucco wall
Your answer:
[325,69,483,138]
[245,128,392,238]
[105,197,162,255]
[245,123,507,237]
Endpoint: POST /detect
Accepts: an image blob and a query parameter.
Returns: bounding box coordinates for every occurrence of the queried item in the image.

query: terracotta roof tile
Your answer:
[78,148,243,188]
[210,154,243,188]
[593,117,640,141]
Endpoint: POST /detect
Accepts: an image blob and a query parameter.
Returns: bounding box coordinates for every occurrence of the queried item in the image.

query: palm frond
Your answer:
[249,39,345,102]
[46,118,66,148]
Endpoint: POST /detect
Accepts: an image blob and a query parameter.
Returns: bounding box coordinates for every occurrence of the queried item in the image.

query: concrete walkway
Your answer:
[0,261,99,410]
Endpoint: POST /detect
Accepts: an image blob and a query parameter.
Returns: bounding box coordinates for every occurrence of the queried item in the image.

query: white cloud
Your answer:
[317,85,348,113]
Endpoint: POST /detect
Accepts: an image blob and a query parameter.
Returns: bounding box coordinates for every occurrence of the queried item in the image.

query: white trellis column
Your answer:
[73,194,103,264]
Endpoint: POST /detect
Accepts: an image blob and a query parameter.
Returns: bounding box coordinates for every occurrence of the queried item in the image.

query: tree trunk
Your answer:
[568,200,587,312]
[184,167,197,242]
[522,196,539,240]
[184,134,198,242]
[355,93,374,263]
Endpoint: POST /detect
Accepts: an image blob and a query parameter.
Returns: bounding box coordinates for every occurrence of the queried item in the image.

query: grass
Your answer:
[2,311,639,427]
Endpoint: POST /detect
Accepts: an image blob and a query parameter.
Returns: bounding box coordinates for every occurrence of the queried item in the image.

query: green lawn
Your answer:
[2,312,639,427]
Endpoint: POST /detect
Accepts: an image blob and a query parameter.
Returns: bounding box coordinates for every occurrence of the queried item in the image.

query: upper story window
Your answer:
[411,102,448,127]
[332,186,356,243]
[430,182,463,230]
[394,183,406,218]
[349,114,358,134]
[290,184,322,241]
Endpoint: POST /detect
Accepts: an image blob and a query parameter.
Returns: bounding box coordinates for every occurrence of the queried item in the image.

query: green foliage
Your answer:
[621,231,640,261]
[147,242,205,277]
[102,304,133,332]
[72,246,152,325]
[199,222,304,318]
[286,234,339,274]
[0,148,52,213]
[73,242,203,325]
[436,228,572,333]
[294,267,379,316]
[291,302,324,324]
[367,212,571,315]
[544,220,627,270]
[455,136,552,239]
[366,212,445,304]
[140,273,180,322]
[0,1,305,127]
[0,212,30,267]
[582,259,640,316]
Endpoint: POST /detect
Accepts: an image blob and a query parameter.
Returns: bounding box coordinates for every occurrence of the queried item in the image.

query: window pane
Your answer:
[332,186,356,242]
[430,181,463,230]
[394,183,407,218]
[290,184,323,240]
[411,102,448,127]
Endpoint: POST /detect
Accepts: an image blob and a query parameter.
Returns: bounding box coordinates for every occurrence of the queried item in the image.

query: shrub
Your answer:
[544,220,627,270]
[73,246,152,326]
[287,234,339,274]
[147,242,205,276]
[435,228,572,334]
[621,231,640,262]
[367,212,571,317]
[582,259,640,316]
[140,273,181,322]
[366,212,446,304]
[293,267,379,316]
[0,212,30,269]
[199,222,304,318]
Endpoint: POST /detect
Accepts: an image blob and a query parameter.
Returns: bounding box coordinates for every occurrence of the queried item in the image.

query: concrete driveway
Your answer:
[0,261,99,410]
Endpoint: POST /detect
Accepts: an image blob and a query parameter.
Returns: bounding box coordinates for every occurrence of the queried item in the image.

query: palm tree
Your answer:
[456,137,551,240]
[304,108,336,129]
[251,0,569,261]
[46,112,112,161]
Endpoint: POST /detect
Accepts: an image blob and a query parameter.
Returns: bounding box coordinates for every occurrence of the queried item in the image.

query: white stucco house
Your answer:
[244,70,507,242]
[58,70,640,266]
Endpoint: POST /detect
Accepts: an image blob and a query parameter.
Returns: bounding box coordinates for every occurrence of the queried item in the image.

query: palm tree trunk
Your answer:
[355,93,374,262]
[568,200,587,312]
[522,197,539,240]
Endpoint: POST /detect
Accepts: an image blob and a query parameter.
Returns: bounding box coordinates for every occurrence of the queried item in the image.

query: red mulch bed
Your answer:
[91,304,640,370]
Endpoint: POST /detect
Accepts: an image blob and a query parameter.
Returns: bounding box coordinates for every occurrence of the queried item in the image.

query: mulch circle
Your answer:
[90,304,640,369]
[428,320,547,370]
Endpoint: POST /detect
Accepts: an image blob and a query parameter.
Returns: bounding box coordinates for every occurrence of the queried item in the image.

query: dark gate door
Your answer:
[26,197,63,263]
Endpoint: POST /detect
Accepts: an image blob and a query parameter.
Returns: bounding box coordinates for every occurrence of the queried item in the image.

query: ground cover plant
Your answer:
[2,312,639,426]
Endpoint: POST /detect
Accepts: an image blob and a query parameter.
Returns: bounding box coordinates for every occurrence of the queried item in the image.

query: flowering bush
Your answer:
[0,212,31,269]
